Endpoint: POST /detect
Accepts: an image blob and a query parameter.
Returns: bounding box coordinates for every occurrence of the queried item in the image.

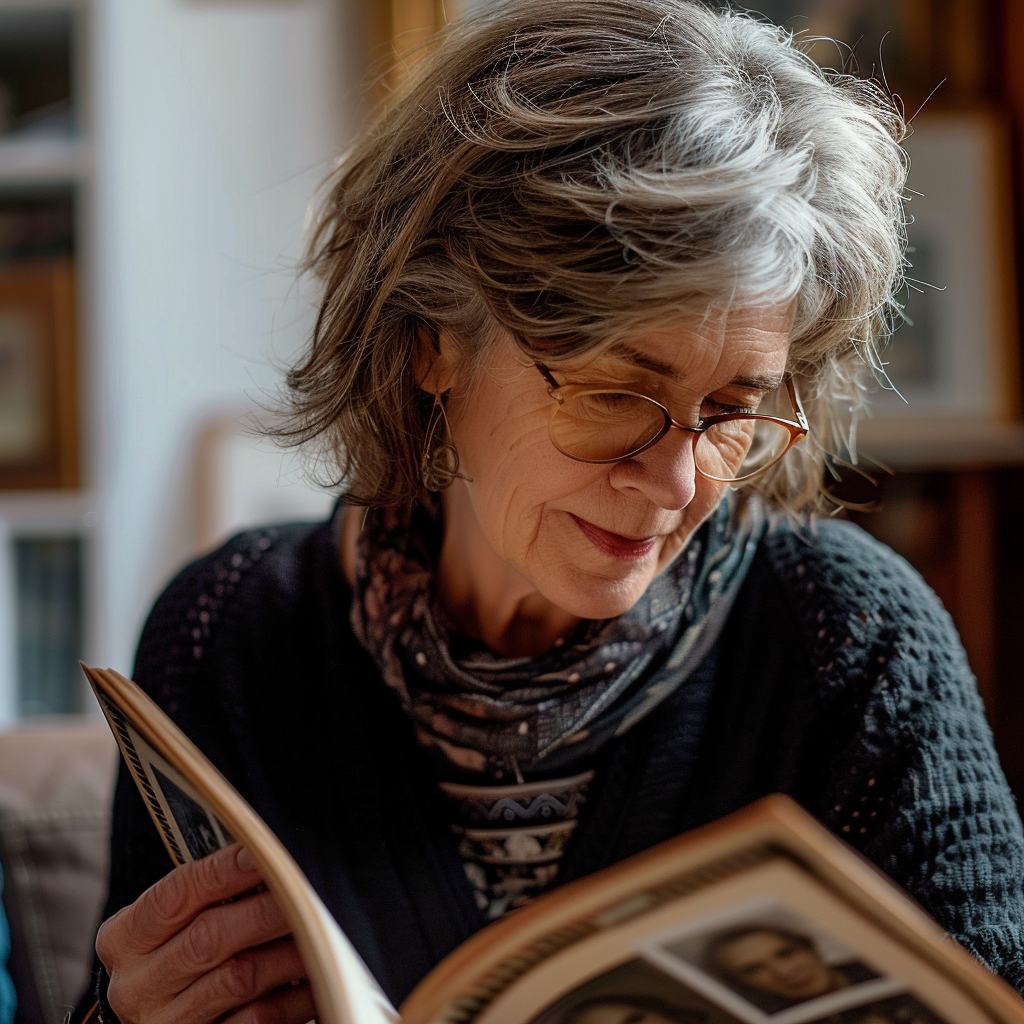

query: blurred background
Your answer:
[0,0,1021,1019]
[1,0,1022,753]
[2,0,1024,755]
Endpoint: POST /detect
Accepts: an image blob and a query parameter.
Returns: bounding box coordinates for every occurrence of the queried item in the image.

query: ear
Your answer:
[414,325,458,395]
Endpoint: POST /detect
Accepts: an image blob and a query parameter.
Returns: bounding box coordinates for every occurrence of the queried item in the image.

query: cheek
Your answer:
[449,381,601,550]
[797,952,824,975]
[654,477,727,573]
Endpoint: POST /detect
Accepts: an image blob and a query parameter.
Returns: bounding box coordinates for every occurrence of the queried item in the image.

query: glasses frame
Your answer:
[534,362,809,483]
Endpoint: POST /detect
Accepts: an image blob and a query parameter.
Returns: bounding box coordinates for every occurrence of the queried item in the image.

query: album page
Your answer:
[84,665,397,1024]
[402,800,1024,1024]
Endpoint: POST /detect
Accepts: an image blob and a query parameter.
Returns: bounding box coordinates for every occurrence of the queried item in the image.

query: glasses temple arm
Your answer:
[534,362,561,389]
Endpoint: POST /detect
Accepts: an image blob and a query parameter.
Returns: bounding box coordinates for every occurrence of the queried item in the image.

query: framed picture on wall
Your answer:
[724,0,994,111]
[0,260,79,488]
[364,0,447,97]
[857,111,1021,455]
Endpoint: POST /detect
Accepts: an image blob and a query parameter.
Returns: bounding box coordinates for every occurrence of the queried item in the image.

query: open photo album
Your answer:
[82,665,1024,1024]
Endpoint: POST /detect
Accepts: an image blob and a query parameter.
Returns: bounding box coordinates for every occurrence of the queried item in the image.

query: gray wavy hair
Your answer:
[279,0,908,511]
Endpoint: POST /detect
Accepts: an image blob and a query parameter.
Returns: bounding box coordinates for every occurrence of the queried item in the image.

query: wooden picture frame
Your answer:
[857,111,1021,456]
[0,260,78,488]
[743,0,990,108]
[364,0,448,99]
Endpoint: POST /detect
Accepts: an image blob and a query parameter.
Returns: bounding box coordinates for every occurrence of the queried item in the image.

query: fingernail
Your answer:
[236,846,258,872]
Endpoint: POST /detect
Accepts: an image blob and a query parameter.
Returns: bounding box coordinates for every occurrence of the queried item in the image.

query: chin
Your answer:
[546,567,656,620]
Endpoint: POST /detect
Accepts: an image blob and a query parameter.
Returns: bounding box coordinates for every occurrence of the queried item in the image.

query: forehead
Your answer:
[573,1003,651,1024]
[597,304,793,383]
[720,931,800,962]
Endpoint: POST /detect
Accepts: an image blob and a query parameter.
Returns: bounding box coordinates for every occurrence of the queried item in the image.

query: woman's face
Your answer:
[568,1001,684,1024]
[441,306,792,621]
[714,930,833,1002]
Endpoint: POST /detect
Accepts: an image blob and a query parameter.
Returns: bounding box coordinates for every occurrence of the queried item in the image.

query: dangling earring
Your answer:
[421,392,461,492]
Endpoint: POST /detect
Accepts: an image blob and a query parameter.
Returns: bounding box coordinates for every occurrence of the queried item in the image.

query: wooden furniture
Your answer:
[0,2,91,721]
[0,260,77,489]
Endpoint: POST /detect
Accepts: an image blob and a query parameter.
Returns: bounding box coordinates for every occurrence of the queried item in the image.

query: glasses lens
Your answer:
[551,390,666,461]
[695,419,793,481]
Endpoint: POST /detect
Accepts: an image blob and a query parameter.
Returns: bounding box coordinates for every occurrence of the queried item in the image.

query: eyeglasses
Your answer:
[535,362,808,483]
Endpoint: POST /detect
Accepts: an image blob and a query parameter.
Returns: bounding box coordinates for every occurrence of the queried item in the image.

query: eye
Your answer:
[701,396,759,417]
[588,391,640,411]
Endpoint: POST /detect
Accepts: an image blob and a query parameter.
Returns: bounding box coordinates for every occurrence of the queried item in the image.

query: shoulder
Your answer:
[749,517,991,779]
[754,516,966,703]
[749,517,996,841]
[749,524,1024,988]
[140,520,330,646]
[132,514,347,697]
[759,515,938,620]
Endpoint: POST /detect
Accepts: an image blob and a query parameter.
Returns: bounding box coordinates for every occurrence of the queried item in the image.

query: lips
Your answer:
[569,514,658,561]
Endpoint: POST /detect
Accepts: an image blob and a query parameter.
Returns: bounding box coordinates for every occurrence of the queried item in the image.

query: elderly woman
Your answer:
[91,2,1024,1023]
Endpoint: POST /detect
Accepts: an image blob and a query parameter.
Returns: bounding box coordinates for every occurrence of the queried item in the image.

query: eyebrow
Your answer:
[606,342,785,392]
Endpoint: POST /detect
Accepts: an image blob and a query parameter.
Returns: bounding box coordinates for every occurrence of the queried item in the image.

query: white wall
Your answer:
[89,0,361,673]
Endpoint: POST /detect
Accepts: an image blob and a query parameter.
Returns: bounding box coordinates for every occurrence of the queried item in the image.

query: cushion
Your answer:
[0,721,116,1024]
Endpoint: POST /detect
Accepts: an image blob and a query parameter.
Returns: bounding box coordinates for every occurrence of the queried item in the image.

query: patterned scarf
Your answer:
[348,495,765,784]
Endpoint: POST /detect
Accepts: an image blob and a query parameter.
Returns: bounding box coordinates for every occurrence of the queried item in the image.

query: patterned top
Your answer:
[437,771,595,918]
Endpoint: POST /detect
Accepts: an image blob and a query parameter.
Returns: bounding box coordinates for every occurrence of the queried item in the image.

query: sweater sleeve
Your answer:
[765,520,1024,990]
[91,524,307,1020]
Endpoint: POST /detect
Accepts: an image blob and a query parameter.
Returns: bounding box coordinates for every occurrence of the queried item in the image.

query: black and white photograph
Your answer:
[803,992,948,1024]
[151,764,231,862]
[677,920,878,1015]
[528,959,744,1024]
[639,901,911,1024]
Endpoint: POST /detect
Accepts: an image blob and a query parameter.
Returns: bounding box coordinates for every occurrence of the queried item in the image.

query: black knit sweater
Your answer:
[96,514,1024,1007]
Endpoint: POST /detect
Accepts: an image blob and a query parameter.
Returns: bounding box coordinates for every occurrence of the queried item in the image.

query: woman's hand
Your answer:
[96,843,315,1024]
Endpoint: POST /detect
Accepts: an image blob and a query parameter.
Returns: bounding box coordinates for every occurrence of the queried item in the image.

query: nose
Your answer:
[607,425,698,510]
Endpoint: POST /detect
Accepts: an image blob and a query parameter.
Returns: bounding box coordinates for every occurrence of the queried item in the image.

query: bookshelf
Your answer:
[0,0,356,723]
[742,0,1024,798]
[0,0,90,721]
[0,136,88,183]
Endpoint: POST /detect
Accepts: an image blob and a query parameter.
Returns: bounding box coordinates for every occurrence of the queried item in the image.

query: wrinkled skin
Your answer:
[96,844,314,1024]
[424,308,791,656]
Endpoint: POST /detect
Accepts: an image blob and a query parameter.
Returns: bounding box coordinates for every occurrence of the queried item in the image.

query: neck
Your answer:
[437,485,580,658]
[827,967,851,992]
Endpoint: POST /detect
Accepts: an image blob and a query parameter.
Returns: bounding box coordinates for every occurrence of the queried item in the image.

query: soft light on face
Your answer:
[441,306,792,622]
[714,931,833,1001]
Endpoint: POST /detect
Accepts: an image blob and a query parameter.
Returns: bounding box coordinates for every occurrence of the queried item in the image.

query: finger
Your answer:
[170,939,307,1024]
[99,844,262,960]
[155,889,290,995]
[222,980,316,1024]
[107,891,289,1020]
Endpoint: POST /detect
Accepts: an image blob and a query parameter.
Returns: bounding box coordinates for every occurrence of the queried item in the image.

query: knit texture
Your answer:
[763,523,1024,991]
[91,514,1024,1011]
